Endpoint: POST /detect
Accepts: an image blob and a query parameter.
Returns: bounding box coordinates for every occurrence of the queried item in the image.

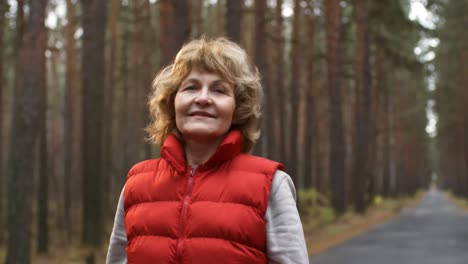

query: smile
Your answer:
[189,111,214,118]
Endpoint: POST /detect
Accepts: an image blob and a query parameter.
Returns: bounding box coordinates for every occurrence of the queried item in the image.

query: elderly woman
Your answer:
[106,37,308,264]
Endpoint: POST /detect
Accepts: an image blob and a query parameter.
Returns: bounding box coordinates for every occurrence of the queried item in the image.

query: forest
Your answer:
[1,0,468,263]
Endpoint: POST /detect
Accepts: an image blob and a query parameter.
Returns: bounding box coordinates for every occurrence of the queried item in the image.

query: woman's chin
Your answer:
[181,129,226,143]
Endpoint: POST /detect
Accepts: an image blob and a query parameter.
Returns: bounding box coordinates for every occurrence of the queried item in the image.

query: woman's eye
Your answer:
[213,87,226,94]
[183,85,196,91]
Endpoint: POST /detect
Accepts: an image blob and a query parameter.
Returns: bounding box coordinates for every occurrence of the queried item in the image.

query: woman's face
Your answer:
[174,70,236,142]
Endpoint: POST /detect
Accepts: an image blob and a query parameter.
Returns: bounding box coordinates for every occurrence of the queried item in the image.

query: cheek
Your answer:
[174,95,184,125]
[174,94,184,114]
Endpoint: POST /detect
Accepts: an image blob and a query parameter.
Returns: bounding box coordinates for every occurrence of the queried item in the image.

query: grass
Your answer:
[445,191,468,212]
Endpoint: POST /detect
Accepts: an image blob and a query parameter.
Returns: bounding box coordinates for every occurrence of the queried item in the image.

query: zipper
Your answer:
[176,166,196,262]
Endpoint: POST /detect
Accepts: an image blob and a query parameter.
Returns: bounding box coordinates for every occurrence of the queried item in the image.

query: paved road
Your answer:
[309,190,468,264]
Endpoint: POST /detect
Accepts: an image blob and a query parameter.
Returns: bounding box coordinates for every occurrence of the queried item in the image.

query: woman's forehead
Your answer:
[184,65,234,84]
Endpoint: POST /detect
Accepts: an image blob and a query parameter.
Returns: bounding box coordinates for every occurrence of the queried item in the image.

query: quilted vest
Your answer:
[124,130,284,264]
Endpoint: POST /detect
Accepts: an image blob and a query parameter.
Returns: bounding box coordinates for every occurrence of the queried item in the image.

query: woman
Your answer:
[106,37,308,264]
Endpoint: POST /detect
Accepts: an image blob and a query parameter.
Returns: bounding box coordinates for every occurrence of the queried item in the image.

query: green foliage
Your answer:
[298,188,336,225]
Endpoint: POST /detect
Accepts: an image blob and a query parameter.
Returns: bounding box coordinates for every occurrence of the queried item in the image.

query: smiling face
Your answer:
[174,70,236,143]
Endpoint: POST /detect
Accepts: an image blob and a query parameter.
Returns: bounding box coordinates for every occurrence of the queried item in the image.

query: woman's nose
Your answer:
[194,87,212,105]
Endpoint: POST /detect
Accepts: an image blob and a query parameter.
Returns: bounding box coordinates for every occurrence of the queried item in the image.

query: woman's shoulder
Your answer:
[127,158,164,178]
[232,153,285,173]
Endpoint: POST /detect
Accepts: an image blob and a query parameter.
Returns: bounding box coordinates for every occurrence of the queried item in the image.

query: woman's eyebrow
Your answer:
[180,78,199,86]
[211,80,230,86]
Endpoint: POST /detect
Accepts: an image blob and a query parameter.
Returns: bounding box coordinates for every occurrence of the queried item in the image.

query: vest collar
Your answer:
[160,130,242,174]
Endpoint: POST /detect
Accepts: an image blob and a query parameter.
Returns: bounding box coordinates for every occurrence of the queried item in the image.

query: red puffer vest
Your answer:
[124,130,284,264]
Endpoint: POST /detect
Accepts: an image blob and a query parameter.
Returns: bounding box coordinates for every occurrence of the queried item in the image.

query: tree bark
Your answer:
[303,2,316,189]
[37,109,48,253]
[0,0,8,245]
[102,0,119,215]
[252,0,267,156]
[6,0,47,262]
[190,0,203,38]
[160,0,190,67]
[275,0,286,165]
[463,41,468,196]
[226,0,242,43]
[64,0,78,241]
[288,0,301,186]
[81,0,107,247]
[352,0,371,213]
[326,0,346,214]
[216,0,224,35]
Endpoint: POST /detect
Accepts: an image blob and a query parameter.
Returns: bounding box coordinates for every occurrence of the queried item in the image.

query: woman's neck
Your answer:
[184,137,223,166]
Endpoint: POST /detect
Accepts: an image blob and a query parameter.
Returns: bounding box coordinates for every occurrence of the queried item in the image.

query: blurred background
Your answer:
[1,0,467,263]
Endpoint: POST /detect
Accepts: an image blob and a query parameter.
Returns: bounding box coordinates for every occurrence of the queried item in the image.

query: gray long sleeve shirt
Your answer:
[106,170,309,264]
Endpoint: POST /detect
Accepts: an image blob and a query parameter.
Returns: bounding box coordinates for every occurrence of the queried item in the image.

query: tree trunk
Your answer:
[226,0,242,44]
[119,4,131,189]
[253,0,267,156]
[303,2,316,189]
[388,71,397,197]
[288,0,301,186]
[159,0,176,67]
[130,0,153,165]
[352,0,371,213]
[275,0,286,165]
[103,0,119,215]
[0,0,8,245]
[64,0,78,241]
[461,46,468,197]
[6,0,47,263]
[81,0,107,247]
[190,0,203,38]
[37,109,48,253]
[326,0,346,214]
[160,0,190,67]
[216,0,224,35]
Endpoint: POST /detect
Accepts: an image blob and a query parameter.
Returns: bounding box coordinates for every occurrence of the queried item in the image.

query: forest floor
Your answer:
[445,192,468,212]
[0,192,426,263]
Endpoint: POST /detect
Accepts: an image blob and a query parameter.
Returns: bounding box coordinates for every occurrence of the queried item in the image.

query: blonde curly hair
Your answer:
[145,37,263,152]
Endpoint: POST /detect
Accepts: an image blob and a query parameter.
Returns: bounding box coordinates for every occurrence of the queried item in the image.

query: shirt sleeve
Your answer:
[266,170,309,264]
[106,186,128,264]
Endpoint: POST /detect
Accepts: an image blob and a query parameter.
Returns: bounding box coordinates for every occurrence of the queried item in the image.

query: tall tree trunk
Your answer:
[37,107,48,253]
[275,0,286,165]
[253,0,267,156]
[190,0,203,38]
[303,2,316,189]
[131,0,153,163]
[388,71,397,197]
[64,0,78,241]
[216,0,224,35]
[375,42,390,197]
[266,0,280,162]
[463,44,468,196]
[352,0,371,213]
[159,0,176,67]
[288,0,301,185]
[6,0,47,263]
[160,0,190,67]
[326,0,346,214]
[226,0,242,44]
[142,0,154,160]
[103,0,119,214]
[81,0,107,247]
[0,0,8,245]
[119,5,131,188]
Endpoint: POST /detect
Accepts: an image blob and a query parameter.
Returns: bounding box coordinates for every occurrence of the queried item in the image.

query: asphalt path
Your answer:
[309,190,468,264]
